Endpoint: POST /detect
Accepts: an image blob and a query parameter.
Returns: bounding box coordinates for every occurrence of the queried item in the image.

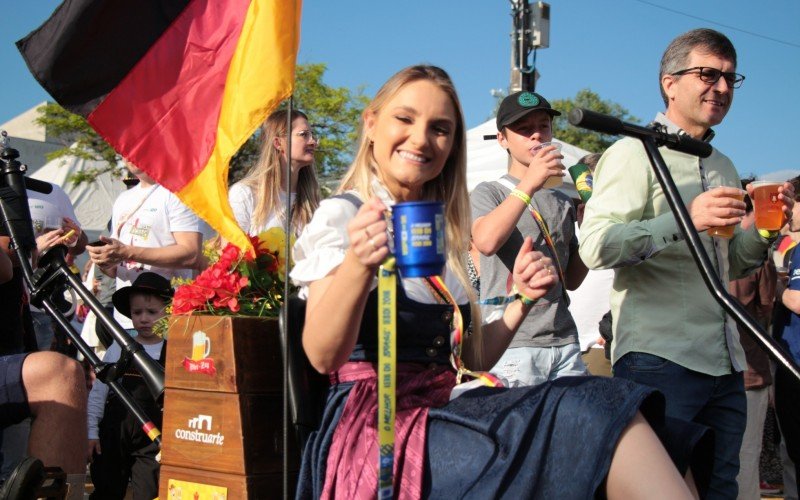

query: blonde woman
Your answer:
[290,65,708,499]
[228,109,320,236]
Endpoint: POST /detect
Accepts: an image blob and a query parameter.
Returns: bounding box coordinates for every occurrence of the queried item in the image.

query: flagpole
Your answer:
[282,97,294,500]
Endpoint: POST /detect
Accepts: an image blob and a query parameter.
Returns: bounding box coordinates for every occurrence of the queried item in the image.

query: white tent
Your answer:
[29,155,126,244]
[760,169,800,183]
[466,118,592,198]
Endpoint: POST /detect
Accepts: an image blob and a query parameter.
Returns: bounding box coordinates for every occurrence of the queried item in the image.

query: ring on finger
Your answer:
[364,227,372,240]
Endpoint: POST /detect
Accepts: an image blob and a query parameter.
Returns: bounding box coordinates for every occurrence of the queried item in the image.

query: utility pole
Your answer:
[509,1,550,93]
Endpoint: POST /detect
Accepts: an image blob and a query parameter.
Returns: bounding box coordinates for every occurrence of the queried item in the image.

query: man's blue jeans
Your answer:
[614,352,745,500]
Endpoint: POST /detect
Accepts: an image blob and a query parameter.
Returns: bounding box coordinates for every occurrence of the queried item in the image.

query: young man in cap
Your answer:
[579,28,795,498]
[470,90,589,386]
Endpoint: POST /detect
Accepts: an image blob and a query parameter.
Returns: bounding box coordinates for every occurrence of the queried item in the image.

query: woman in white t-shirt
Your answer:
[228,109,320,236]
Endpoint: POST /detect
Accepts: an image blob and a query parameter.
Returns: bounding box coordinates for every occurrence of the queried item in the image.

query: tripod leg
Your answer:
[0,456,45,499]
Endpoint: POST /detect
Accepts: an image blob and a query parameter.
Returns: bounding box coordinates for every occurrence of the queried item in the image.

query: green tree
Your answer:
[550,89,639,154]
[291,63,368,181]
[34,102,123,183]
[35,63,368,186]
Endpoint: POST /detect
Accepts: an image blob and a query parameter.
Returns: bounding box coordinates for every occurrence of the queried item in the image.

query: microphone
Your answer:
[568,108,712,158]
[567,108,624,135]
[667,129,714,159]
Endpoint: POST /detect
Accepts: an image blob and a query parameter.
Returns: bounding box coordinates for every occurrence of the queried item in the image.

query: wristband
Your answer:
[511,284,538,306]
[758,229,779,240]
[510,189,531,206]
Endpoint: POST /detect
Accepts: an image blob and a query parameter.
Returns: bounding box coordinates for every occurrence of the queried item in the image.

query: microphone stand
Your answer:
[0,138,164,446]
[568,108,800,385]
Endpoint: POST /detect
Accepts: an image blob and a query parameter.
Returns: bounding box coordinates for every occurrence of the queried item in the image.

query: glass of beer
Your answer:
[751,180,786,231]
[707,185,745,239]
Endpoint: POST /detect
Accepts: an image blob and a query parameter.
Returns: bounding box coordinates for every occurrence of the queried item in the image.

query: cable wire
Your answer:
[631,0,800,48]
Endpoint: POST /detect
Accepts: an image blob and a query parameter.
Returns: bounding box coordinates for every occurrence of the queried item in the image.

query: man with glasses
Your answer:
[579,28,794,498]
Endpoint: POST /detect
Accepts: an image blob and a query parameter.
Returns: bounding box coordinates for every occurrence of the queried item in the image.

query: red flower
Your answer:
[172,283,214,315]
[171,229,295,317]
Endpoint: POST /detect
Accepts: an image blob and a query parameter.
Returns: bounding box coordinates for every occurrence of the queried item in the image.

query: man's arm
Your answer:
[564,243,589,290]
[472,147,564,255]
[578,141,679,270]
[88,231,201,270]
[782,288,800,315]
[579,140,750,271]
[728,182,795,280]
[123,231,201,268]
[470,182,529,256]
[472,197,529,256]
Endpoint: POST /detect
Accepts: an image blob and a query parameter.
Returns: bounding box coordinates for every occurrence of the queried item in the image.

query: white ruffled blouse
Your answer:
[290,182,469,305]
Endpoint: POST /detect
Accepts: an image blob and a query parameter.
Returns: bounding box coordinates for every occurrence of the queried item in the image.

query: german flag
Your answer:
[17,0,303,253]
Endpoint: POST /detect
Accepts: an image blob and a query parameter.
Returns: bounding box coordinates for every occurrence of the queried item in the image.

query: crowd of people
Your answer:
[1,26,799,499]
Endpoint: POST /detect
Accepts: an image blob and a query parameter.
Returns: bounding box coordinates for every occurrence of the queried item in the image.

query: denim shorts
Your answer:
[0,353,31,428]
[491,343,588,387]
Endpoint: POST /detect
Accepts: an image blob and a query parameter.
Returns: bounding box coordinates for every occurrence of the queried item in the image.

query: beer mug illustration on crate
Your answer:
[191,330,211,361]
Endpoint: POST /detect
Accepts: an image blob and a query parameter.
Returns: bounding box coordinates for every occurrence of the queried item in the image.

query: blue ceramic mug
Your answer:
[391,201,446,278]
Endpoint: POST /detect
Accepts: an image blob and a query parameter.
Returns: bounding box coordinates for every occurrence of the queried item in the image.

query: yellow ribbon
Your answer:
[377,257,397,499]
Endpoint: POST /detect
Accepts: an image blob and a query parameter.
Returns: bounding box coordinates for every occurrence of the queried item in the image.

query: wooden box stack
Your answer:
[158,315,298,499]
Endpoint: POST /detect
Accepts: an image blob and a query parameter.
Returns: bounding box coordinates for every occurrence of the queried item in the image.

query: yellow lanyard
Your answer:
[497,177,569,305]
[377,258,397,499]
[377,264,505,498]
[425,276,503,387]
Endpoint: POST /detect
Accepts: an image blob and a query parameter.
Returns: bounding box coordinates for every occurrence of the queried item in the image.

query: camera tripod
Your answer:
[0,134,164,499]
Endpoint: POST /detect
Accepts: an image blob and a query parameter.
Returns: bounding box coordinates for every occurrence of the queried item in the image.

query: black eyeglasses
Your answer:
[670,67,745,89]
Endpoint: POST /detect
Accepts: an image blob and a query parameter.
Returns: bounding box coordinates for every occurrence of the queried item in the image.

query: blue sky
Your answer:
[2,0,798,178]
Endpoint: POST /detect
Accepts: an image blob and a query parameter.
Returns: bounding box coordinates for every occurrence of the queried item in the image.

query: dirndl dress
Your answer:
[296,286,712,499]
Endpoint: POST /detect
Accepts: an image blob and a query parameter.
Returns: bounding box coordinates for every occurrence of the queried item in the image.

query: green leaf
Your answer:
[550,89,640,154]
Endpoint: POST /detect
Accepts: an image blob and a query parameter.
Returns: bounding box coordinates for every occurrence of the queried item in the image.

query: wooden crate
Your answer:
[160,388,299,475]
[159,464,296,499]
[165,316,282,393]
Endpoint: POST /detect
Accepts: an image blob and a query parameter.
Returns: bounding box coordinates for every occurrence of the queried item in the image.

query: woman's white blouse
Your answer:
[228,183,295,236]
[290,189,469,305]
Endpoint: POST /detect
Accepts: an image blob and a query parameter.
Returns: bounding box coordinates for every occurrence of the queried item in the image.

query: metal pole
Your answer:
[282,97,294,500]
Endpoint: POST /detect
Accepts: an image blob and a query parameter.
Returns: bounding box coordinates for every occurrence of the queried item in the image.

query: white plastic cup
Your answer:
[706,185,745,238]
[531,142,563,188]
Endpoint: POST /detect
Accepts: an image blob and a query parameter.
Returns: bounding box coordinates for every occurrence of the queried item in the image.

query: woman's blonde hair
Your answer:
[338,65,483,362]
[236,109,320,234]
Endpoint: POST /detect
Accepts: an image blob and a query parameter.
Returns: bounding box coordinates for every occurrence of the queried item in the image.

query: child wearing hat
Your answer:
[470,90,589,387]
[86,272,171,500]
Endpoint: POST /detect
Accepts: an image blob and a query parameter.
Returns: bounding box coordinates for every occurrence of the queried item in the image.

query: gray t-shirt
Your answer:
[470,174,579,348]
